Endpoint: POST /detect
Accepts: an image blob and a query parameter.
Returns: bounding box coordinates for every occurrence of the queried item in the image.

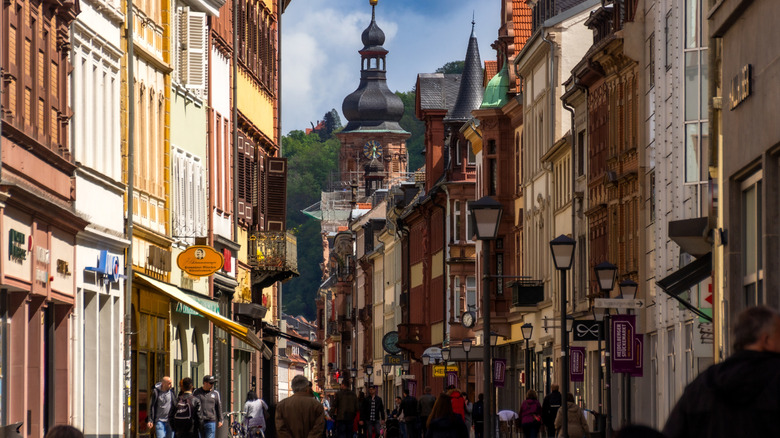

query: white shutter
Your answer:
[195,160,206,236]
[186,157,195,234]
[178,153,187,236]
[186,11,207,90]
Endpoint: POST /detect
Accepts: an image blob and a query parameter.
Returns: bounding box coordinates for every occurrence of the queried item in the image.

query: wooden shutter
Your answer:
[264,156,287,231]
[237,133,246,220]
[186,11,207,90]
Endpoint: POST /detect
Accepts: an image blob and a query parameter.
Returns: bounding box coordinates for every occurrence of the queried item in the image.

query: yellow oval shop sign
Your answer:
[177,245,224,277]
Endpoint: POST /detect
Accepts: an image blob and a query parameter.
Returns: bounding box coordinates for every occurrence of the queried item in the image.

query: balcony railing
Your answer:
[249,230,298,271]
[510,280,545,308]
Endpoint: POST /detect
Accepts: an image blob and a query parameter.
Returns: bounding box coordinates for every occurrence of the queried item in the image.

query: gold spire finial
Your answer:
[369,0,378,5]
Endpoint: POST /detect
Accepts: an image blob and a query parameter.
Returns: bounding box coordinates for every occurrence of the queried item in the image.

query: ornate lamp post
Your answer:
[550,235,576,438]
[521,323,533,393]
[441,348,451,388]
[401,360,411,393]
[619,279,638,425]
[382,363,393,404]
[463,339,473,396]
[594,261,617,438]
[468,196,503,438]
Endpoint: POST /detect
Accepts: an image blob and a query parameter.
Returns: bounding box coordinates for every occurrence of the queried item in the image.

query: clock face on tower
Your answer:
[363,140,383,159]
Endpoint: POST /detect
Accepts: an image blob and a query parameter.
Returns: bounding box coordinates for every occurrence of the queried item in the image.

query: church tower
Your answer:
[337,0,411,192]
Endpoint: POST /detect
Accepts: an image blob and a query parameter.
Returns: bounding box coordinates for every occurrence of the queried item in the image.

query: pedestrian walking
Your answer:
[663,305,780,438]
[331,380,359,438]
[148,376,176,438]
[424,394,468,438]
[417,387,436,438]
[389,397,405,438]
[193,375,223,438]
[518,389,542,438]
[245,390,269,437]
[541,384,562,438]
[44,425,84,438]
[553,393,589,438]
[275,375,326,438]
[471,394,484,438]
[359,385,385,438]
[399,389,418,438]
[463,394,473,438]
[170,377,202,438]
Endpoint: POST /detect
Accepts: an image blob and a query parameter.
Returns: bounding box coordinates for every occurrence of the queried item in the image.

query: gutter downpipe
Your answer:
[540,28,568,438]
[431,128,451,355]
[125,0,136,435]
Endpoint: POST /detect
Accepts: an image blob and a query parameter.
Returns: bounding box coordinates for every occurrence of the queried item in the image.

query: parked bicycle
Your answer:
[224,411,264,438]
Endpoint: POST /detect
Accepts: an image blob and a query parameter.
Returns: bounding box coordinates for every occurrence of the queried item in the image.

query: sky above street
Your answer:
[280,0,501,135]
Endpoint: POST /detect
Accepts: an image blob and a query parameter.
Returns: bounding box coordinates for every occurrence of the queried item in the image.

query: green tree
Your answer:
[396,91,425,173]
[435,60,465,74]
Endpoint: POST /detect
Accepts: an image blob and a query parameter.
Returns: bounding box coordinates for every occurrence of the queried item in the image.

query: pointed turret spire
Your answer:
[446,19,484,121]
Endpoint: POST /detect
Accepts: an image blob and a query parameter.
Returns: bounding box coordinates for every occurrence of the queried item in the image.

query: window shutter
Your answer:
[264,157,287,231]
[172,151,181,236]
[186,11,207,90]
[195,160,205,236]
[178,7,189,84]
[178,153,187,236]
[186,157,195,234]
[244,141,254,222]
[257,152,265,229]
[237,134,246,220]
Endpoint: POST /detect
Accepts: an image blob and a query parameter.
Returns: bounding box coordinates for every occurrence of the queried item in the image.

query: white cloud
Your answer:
[281,0,499,135]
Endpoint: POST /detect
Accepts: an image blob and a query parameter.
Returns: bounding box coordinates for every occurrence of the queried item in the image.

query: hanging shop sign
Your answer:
[570,347,585,382]
[85,250,123,283]
[177,245,224,277]
[631,334,644,377]
[611,314,636,373]
[493,358,507,387]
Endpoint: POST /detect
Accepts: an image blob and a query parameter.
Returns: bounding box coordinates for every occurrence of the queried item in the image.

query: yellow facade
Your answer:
[237,72,275,136]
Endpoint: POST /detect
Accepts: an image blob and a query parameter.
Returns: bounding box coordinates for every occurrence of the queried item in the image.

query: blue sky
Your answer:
[280,0,501,135]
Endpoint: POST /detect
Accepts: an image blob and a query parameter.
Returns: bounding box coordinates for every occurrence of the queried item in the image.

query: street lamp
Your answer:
[463,339,473,397]
[366,365,374,387]
[619,280,638,301]
[441,348,451,387]
[594,261,617,438]
[550,234,576,438]
[521,323,533,393]
[468,195,503,438]
[382,363,393,403]
[351,367,358,391]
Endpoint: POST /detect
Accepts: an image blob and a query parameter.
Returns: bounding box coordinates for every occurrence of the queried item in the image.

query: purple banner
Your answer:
[407,380,417,397]
[570,347,586,382]
[446,371,459,388]
[631,334,644,377]
[611,314,636,373]
[494,359,507,388]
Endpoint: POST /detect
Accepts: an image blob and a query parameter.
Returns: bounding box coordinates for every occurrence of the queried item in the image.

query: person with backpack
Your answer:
[331,380,359,438]
[148,376,176,438]
[170,377,202,438]
[446,386,467,423]
[193,375,223,438]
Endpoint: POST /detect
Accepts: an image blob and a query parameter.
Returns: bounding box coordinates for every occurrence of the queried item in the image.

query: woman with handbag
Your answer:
[554,393,590,438]
[518,389,543,438]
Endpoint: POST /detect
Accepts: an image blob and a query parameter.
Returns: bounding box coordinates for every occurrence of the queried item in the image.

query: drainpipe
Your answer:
[124,0,136,435]
[541,30,556,176]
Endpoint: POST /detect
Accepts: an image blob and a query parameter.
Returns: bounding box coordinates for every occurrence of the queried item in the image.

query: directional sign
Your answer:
[594,298,644,309]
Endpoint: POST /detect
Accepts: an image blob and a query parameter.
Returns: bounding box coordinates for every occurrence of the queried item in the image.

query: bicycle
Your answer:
[224,411,265,438]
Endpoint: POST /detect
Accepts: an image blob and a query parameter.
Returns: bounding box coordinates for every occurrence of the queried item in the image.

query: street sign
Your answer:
[594,298,643,309]
[384,354,403,365]
[432,365,458,377]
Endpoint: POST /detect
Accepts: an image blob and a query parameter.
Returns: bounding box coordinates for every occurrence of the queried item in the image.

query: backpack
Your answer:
[173,394,196,432]
[450,393,466,420]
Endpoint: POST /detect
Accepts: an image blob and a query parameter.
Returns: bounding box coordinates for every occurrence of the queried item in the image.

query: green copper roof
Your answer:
[480,58,510,109]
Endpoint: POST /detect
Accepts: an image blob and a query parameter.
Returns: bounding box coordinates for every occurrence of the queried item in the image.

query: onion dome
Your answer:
[446,21,485,121]
[341,2,408,134]
[481,56,510,109]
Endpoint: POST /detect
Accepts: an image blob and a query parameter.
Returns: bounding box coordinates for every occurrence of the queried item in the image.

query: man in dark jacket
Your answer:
[193,375,223,438]
[663,305,780,438]
[399,389,417,438]
[360,385,385,438]
[472,394,484,438]
[170,377,202,438]
[332,381,358,438]
[541,384,562,438]
[417,387,436,437]
[148,376,176,438]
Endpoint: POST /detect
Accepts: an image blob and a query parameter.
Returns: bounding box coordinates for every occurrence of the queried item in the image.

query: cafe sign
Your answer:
[177,245,224,277]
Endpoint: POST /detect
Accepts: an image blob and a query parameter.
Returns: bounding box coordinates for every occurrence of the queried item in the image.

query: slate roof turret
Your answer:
[445,21,484,121]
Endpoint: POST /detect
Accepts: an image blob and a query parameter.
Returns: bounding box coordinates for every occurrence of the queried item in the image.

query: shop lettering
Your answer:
[8,229,27,262]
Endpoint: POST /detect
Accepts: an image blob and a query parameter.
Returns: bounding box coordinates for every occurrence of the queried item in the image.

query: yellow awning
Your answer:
[135,273,264,352]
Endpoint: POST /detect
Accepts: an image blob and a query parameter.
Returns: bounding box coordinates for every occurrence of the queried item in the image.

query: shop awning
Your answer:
[656,252,713,322]
[135,273,264,352]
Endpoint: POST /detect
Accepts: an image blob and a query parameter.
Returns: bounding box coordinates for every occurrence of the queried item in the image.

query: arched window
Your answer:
[190,330,201,383]
[173,326,185,386]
